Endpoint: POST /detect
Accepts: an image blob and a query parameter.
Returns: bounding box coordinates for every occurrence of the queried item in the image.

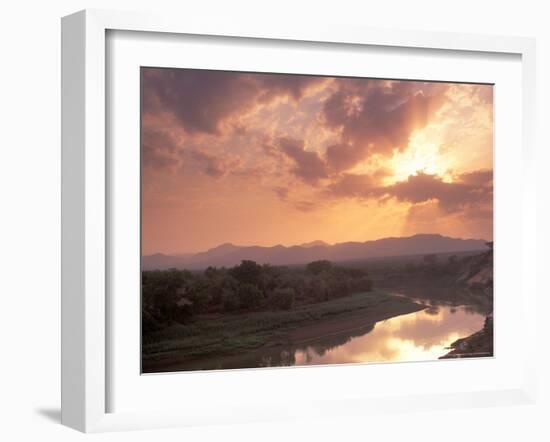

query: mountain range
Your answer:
[142,234,488,270]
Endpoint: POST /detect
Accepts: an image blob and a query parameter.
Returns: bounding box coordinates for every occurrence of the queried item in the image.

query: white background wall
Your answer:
[0,1,547,441]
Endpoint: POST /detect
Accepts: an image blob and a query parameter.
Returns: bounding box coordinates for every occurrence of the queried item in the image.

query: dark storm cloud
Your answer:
[256,74,325,102]
[457,169,493,187]
[325,142,369,173]
[141,128,179,169]
[277,137,328,184]
[141,68,323,136]
[325,169,492,214]
[321,80,448,171]
[326,173,377,198]
[383,172,492,212]
[186,149,228,178]
[142,69,258,135]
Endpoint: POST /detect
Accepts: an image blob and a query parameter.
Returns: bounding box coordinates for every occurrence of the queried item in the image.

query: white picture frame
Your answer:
[61,9,538,433]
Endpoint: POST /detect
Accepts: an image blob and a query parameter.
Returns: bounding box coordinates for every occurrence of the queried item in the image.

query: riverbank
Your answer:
[142,291,425,372]
[440,315,493,359]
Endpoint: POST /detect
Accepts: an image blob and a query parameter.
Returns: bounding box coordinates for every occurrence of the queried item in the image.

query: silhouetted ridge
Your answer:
[142,234,488,270]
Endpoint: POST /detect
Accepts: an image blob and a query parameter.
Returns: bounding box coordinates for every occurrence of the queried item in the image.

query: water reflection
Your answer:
[293,304,484,366]
[174,302,485,371]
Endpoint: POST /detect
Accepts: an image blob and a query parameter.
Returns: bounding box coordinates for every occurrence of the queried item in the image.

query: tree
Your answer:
[343,267,368,279]
[352,275,373,292]
[142,309,162,333]
[204,266,220,279]
[230,260,263,285]
[308,277,329,302]
[187,277,213,313]
[306,260,333,275]
[141,256,380,335]
[237,283,263,308]
[267,287,295,310]
[222,288,240,312]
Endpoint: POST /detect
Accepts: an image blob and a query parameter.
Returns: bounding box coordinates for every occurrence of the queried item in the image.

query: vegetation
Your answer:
[142,259,373,334]
[142,291,419,364]
[141,248,493,371]
[441,314,494,359]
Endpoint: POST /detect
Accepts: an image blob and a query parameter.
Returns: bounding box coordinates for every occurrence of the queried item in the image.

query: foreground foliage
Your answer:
[142,291,418,362]
[142,259,373,333]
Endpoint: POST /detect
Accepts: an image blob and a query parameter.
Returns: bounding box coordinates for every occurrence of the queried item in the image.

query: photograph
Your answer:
[140,67,494,373]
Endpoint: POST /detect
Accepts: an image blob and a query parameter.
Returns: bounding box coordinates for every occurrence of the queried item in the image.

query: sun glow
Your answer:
[142,69,493,254]
[387,129,453,184]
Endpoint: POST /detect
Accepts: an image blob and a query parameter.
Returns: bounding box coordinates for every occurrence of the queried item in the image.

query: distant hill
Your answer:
[299,240,330,248]
[142,234,488,270]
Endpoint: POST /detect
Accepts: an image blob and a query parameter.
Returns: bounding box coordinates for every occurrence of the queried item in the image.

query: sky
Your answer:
[141,68,493,255]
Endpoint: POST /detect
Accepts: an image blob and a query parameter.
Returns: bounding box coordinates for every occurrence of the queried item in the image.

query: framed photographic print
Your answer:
[140,67,495,373]
[61,9,538,432]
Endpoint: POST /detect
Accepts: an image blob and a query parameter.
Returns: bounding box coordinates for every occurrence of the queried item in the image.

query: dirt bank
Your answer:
[289,301,425,343]
[142,292,425,373]
[440,315,493,359]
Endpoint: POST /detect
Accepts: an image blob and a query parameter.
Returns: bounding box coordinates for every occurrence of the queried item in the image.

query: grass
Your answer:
[142,291,420,362]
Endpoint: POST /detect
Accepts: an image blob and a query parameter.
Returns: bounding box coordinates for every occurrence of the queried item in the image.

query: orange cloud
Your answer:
[140,68,493,254]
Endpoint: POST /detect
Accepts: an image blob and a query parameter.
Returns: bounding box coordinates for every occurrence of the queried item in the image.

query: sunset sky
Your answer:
[141,68,493,255]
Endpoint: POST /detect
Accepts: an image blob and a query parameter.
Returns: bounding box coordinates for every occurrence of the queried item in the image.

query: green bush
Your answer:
[237,283,264,308]
[306,260,333,275]
[267,287,295,311]
[222,288,240,312]
[230,260,263,285]
[142,259,374,332]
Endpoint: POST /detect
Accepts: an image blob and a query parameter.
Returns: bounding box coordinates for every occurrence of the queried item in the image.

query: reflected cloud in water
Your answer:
[292,305,484,366]
[169,298,487,371]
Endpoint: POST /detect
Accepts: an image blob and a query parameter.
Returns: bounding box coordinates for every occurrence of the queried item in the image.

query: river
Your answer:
[291,298,486,366]
[170,292,488,371]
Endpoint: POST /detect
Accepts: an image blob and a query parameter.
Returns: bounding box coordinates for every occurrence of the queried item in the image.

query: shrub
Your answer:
[222,288,240,312]
[142,309,162,333]
[230,260,263,285]
[306,260,333,275]
[354,275,373,292]
[237,283,264,308]
[187,280,213,314]
[307,278,329,302]
[267,287,295,311]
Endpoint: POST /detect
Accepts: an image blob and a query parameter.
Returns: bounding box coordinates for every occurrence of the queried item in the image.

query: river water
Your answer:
[291,299,486,366]
[173,292,488,371]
